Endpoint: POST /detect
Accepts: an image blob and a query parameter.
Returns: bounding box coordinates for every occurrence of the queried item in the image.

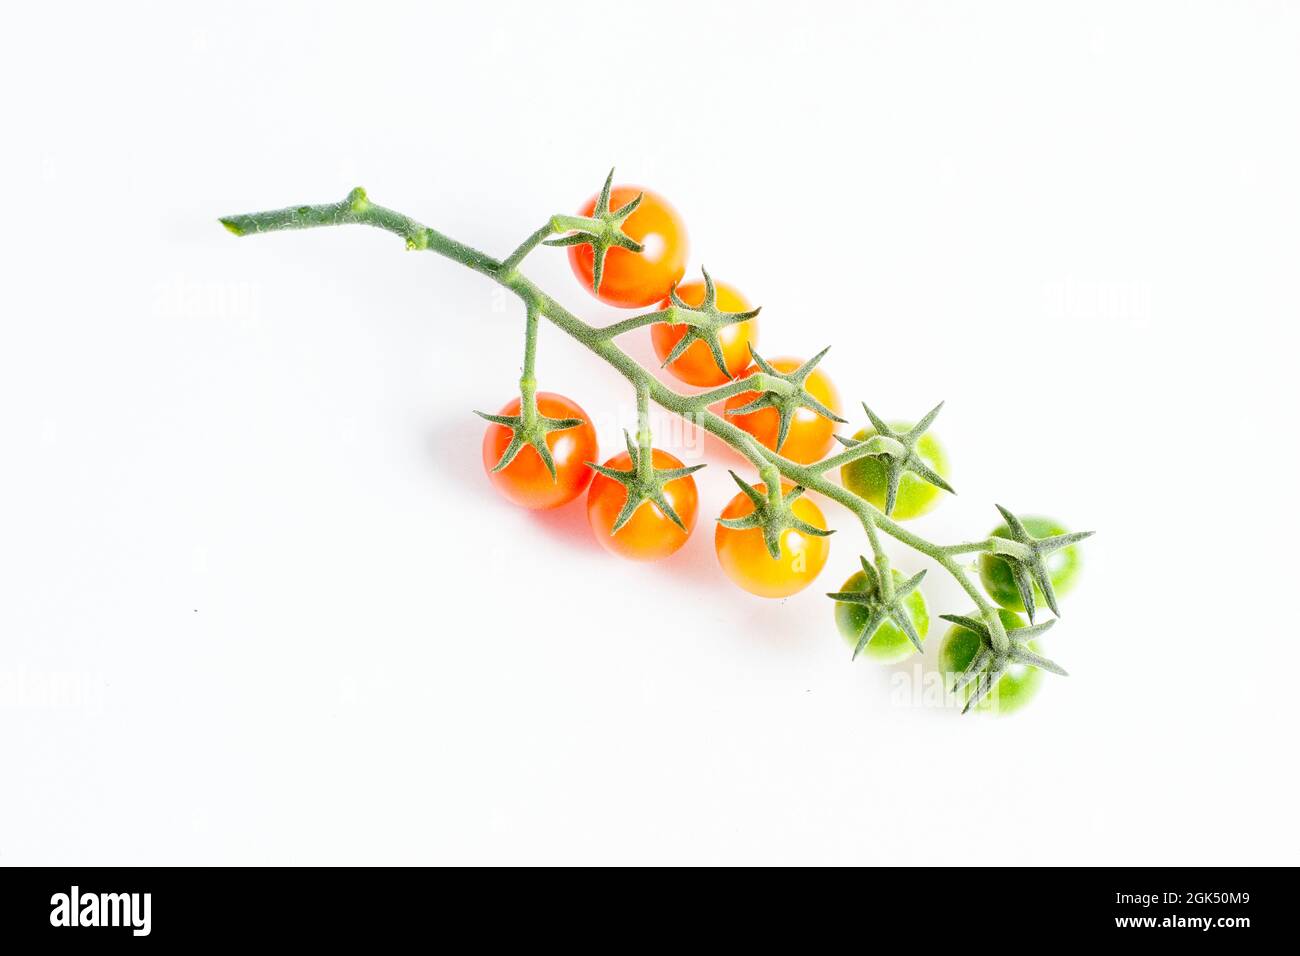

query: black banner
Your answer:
[0,866,1284,944]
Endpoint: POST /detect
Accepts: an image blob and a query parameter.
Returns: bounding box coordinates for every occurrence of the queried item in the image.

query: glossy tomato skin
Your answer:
[481,393,597,510]
[714,483,830,597]
[833,568,930,663]
[979,515,1083,612]
[724,358,841,464]
[568,185,688,308]
[841,422,949,520]
[586,449,699,561]
[651,279,757,386]
[938,608,1043,715]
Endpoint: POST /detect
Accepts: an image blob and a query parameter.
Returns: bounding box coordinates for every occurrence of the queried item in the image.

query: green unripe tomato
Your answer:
[938,608,1042,715]
[840,423,950,520]
[833,568,930,663]
[979,515,1083,613]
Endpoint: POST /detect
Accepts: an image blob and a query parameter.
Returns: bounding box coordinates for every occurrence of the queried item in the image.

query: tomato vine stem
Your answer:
[221,190,1018,653]
[518,305,540,428]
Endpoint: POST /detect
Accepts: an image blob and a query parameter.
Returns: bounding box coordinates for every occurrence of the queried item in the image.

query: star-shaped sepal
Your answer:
[588,431,706,534]
[826,557,928,658]
[725,347,846,452]
[543,168,645,294]
[985,505,1096,623]
[834,401,954,516]
[939,612,1067,713]
[717,472,833,559]
[657,267,762,380]
[474,406,586,481]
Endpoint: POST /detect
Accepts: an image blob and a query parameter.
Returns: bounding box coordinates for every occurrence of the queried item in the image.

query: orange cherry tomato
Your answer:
[586,448,699,561]
[481,392,598,510]
[568,185,688,308]
[724,358,841,465]
[650,279,758,387]
[714,483,830,598]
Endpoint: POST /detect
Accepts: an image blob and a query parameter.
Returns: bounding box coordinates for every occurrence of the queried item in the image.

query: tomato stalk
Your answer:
[862,516,894,603]
[596,310,670,339]
[500,224,554,277]
[220,182,1082,681]
[683,379,758,407]
[518,305,540,430]
[812,434,905,472]
[634,382,653,485]
[938,540,1004,556]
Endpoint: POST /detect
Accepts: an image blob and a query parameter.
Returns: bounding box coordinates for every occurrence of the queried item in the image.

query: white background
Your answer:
[2,1,1297,865]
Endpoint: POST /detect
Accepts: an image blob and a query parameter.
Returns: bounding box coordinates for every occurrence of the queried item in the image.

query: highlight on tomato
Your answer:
[587,448,700,561]
[651,278,758,386]
[480,392,598,510]
[567,184,688,308]
[714,483,830,598]
[724,357,841,464]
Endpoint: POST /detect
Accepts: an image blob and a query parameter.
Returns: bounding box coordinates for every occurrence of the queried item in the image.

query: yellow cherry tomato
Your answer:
[724,358,841,464]
[714,483,830,597]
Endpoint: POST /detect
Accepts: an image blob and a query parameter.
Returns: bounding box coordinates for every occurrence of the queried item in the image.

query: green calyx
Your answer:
[826,556,928,658]
[939,612,1066,714]
[725,346,845,451]
[658,266,761,379]
[589,431,705,533]
[834,401,954,516]
[474,400,584,481]
[718,471,833,559]
[543,168,644,294]
[985,505,1095,623]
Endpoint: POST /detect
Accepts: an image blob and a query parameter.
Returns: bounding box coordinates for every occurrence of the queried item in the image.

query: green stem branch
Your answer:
[635,381,653,481]
[598,311,669,339]
[501,222,555,275]
[814,435,905,472]
[519,305,540,426]
[940,540,999,556]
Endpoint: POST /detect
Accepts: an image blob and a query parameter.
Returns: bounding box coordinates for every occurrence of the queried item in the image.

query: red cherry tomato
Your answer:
[568,185,688,308]
[480,392,597,510]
